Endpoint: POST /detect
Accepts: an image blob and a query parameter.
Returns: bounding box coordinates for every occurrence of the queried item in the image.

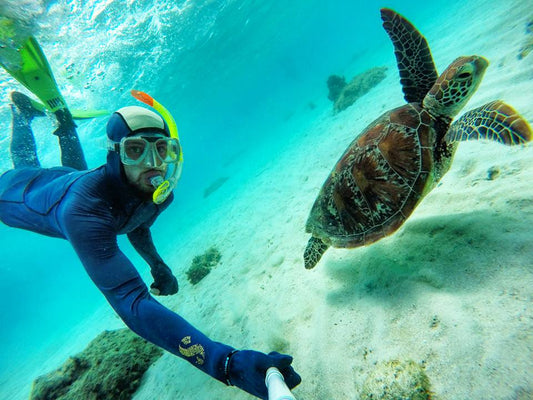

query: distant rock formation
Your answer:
[30,329,163,400]
[326,74,347,103]
[327,66,387,113]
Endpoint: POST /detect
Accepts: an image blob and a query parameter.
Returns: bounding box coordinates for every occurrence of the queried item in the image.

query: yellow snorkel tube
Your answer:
[131,90,183,204]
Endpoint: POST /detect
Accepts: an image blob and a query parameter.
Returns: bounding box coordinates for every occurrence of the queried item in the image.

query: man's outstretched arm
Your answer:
[64,217,301,398]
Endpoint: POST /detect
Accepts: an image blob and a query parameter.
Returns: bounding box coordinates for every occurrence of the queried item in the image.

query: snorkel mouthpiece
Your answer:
[150,175,165,187]
[131,90,182,204]
[150,175,171,203]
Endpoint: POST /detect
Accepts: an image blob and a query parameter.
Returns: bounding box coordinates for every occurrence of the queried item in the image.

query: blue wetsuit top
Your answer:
[0,162,234,383]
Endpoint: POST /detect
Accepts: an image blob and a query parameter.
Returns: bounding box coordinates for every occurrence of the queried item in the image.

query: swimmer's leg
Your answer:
[53,108,88,171]
[10,91,43,168]
[2,36,88,170]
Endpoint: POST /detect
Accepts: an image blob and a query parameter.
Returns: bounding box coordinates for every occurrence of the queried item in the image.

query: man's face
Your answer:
[123,162,168,194]
[122,133,168,194]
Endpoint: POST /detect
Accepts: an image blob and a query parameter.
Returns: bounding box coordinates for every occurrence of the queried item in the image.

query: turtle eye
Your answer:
[457,64,474,80]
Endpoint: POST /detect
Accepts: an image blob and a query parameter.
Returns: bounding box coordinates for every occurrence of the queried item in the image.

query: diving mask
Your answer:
[109,135,181,167]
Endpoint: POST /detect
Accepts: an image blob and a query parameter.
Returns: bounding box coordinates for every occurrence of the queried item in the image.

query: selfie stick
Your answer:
[265,367,296,400]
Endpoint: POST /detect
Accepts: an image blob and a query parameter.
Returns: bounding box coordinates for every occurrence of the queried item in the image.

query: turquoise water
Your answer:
[0,0,523,398]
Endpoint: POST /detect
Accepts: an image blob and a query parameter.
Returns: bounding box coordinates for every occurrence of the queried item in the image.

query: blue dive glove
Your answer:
[149,262,179,295]
[225,350,301,399]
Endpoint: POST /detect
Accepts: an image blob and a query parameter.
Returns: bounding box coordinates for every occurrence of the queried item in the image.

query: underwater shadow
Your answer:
[323,206,533,306]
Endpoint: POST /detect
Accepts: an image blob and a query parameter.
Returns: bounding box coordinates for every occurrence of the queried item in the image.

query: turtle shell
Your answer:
[306,102,438,248]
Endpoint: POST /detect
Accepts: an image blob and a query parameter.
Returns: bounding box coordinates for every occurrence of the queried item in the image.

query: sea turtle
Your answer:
[303,8,532,269]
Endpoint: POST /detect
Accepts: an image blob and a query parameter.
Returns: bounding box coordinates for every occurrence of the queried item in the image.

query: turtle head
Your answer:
[423,56,489,119]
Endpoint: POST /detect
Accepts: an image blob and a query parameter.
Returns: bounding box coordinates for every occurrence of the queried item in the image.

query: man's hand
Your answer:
[150,263,179,296]
[227,350,301,399]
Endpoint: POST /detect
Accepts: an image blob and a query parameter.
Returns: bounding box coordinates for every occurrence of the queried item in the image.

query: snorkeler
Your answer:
[0,36,300,399]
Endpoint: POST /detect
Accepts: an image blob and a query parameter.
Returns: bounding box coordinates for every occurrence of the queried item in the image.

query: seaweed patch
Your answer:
[186,247,222,285]
[361,359,434,400]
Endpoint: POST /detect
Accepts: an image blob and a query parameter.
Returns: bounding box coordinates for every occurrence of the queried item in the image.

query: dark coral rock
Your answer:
[327,74,347,102]
[329,66,388,113]
[203,176,229,198]
[30,329,163,400]
[360,359,433,400]
[186,247,222,285]
[518,18,533,60]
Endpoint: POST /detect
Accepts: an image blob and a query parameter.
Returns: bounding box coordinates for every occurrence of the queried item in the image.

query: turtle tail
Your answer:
[304,237,329,269]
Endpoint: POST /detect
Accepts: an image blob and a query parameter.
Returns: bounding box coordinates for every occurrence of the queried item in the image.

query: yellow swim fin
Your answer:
[2,35,109,120]
[0,36,68,113]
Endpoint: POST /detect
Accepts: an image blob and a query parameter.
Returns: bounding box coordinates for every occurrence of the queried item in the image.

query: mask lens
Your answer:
[155,138,180,163]
[155,139,169,160]
[123,138,148,162]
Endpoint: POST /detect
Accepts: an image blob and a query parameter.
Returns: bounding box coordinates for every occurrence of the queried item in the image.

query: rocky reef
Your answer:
[186,246,222,285]
[30,329,163,400]
[327,66,387,113]
[360,359,433,400]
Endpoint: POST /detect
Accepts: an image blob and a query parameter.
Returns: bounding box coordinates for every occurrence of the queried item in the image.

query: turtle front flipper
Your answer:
[445,100,532,145]
[304,237,329,270]
[380,8,438,104]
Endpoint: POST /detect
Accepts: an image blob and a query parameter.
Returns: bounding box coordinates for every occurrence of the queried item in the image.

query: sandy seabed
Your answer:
[5,0,532,399]
[130,1,532,398]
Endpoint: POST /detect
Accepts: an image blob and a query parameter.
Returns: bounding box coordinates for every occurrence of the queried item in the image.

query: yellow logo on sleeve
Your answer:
[179,336,205,365]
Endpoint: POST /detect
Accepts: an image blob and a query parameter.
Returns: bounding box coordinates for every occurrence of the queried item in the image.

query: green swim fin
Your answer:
[0,36,69,113]
[71,109,110,120]
[12,94,109,120]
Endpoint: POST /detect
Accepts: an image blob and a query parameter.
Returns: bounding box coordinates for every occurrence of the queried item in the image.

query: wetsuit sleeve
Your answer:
[127,226,178,295]
[62,209,234,383]
[127,226,164,267]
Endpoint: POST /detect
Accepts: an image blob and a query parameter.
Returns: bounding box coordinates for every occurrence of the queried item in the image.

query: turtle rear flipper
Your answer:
[304,237,329,269]
[381,8,438,104]
[445,100,532,145]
